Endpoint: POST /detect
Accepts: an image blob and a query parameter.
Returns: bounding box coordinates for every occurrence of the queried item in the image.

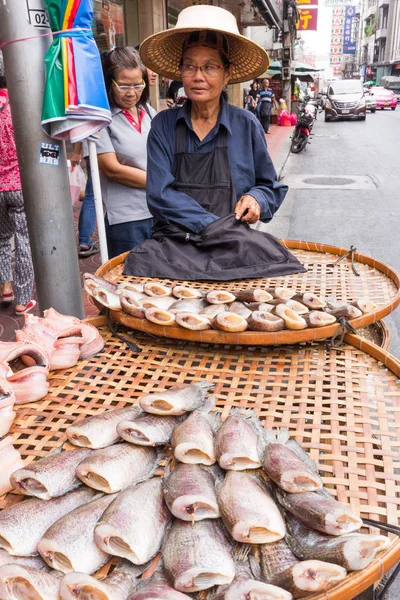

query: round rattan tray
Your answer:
[3,319,400,599]
[95,241,400,346]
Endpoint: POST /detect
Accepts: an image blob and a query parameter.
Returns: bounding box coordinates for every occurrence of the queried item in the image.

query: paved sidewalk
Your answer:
[266,124,294,180]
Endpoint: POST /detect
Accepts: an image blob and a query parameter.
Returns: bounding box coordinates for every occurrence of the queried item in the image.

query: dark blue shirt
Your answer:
[146,96,288,234]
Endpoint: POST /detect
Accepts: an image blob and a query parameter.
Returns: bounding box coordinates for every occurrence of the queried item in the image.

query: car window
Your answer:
[329,80,363,95]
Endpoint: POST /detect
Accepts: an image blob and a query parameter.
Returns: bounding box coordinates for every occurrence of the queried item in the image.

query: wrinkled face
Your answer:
[112,67,145,109]
[180,46,231,104]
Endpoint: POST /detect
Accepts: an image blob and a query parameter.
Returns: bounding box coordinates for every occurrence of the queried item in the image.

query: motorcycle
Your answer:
[290,96,321,154]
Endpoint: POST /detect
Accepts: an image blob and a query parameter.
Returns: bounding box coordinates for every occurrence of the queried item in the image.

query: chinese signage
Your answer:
[330,7,345,75]
[343,6,356,54]
[297,8,318,30]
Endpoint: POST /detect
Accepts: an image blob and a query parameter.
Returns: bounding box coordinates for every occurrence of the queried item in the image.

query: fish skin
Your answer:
[217,471,286,544]
[37,493,116,574]
[169,298,208,314]
[162,519,235,593]
[172,285,204,300]
[0,564,62,600]
[284,511,390,571]
[0,487,96,556]
[95,478,171,565]
[260,539,298,583]
[175,312,211,331]
[93,286,122,311]
[0,549,47,569]
[83,273,118,294]
[263,430,323,494]
[145,307,176,326]
[139,381,214,416]
[66,406,141,449]
[43,308,105,360]
[211,312,248,333]
[206,291,236,305]
[274,488,362,536]
[227,301,252,319]
[10,447,93,499]
[120,291,146,319]
[163,462,220,521]
[172,410,216,465]
[143,282,173,297]
[235,289,274,304]
[76,443,158,493]
[198,304,227,317]
[60,561,143,600]
[117,413,185,447]
[247,312,285,332]
[129,571,193,599]
[215,409,264,470]
[139,296,175,310]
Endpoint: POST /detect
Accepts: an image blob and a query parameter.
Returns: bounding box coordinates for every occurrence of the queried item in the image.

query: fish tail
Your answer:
[229,406,257,419]
[198,394,216,414]
[206,410,222,431]
[248,553,262,581]
[194,380,215,393]
[264,427,290,445]
[235,543,252,562]
[276,427,291,444]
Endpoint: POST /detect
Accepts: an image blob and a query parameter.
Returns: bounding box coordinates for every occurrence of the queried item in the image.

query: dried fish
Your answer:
[145,307,176,326]
[274,305,307,330]
[303,311,337,327]
[0,549,46,570]
[228,301,252,319]
[215,408,264,470]
[0,381,16,437]
[212,312,248,333]
[172,285,204,299]
[83,273,117,296]
[129,570,193,599]
[326,304,363,320]
[139,381,214,416]
[120,291,146,319]
[295,293,326,310]
[175,312,211,330]
[206,290,236,305]
[60,561,145,600]
[169,298,208,314]
[118,413,185,447]
[351,299,378,314]
[274,287,297,301]
[143,282,172,297]
[171,400,217,465]
[198,304,228,318]
[0,437,24,496]
[140,296,175,310]
[247,311,285,332]
[93,286,122,311]
[66,405,141,449]
[235,289,273,303]
[285,299,309,315]
[0,564,62,600]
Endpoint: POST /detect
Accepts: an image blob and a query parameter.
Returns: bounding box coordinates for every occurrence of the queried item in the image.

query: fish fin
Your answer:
[203,463,225,482]
[198,394,216,414]
[194,380,215,393]
[263,427,290,445]
[229,406,257,418]
[248,554,262,581]
[235,543,252,563]
[276,427,291,444]
[286,438,320,475]
[205,410,222,431]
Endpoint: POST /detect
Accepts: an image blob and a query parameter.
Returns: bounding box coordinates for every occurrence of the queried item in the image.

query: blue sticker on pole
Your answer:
[38,143,60,166]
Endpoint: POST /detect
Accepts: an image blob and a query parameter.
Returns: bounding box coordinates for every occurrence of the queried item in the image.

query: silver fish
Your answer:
[326,304,363,319]
[212,312,248,332]
[294,292,326,310]
[351,299,378,314]
[217,471,286,544]
[76,443,158,493]
[143,282,173,297]
[0,564,62,600]
[145,307,176,326]
[120,291,146,319]
[263,429,323,493]
[117,413,185,447]
[0,487,96,556]
[10,447,92,499]
[215,408,264,470]
[198,304,228,318]
[259,539,346,599]
[163,519,235,593]
[274,305,306,330]
[0,550,47,570]
[284,511,390,572]
[93,286,122,311]
[95,477,171,565]
[139,296,175,310]
[117,281,145,293]
[175,312,211,331]
[285,300,309,315]
[247,311,285,332]
[83,273,118,296]
[172,285,204,299]
[163,462,220,522]
[38,493,116,574]
[303,311,337,327]
[171,403,217,465]
[228,301,252,319]
[206,290,236,305]
[60,561,144,600]
[274,287,297,301]
[66,405,141,449]
[129,570,193,599]
[235,289,274,303]
[139,381,214,416]
[169,298,207,314]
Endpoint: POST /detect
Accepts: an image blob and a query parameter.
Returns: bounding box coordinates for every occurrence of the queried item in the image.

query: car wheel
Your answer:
[381,107,385,110]
[370,109,376,113]
[359,115,366,121]
[391,107,396,111]
[324,114,330,122]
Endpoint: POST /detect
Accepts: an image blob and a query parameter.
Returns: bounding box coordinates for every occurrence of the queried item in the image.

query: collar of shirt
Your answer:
[176,95,232,139]
[121,106,146,133]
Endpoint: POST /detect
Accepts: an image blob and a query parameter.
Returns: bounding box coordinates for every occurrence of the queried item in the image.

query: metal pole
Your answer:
[0,0,84,318]
[88,141,109,264]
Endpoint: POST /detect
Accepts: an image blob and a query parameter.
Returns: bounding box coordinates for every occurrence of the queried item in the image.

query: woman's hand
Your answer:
[234,195,261,224]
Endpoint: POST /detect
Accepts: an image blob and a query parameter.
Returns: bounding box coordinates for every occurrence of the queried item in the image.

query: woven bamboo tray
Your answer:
[3,318,400,599]
[95,241,400,346]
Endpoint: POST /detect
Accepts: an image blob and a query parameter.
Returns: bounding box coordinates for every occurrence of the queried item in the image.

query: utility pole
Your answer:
[282,0,298,112]
[0,0,85,318]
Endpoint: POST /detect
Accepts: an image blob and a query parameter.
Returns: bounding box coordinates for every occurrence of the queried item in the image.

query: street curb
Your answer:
[276,130,294,181]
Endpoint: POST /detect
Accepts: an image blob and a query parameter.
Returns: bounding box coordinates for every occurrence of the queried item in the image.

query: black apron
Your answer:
[124,121,305,281]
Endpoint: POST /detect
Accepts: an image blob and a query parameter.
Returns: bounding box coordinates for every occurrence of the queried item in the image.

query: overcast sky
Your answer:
[299,4,333,70]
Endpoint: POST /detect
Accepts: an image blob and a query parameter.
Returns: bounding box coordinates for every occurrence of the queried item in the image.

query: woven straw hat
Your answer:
[139,5,270,85]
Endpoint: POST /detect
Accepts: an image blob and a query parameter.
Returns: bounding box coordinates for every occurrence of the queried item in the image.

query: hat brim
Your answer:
[140,28,270,85]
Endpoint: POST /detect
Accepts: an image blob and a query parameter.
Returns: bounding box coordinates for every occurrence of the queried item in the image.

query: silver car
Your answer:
[364,89,376,113]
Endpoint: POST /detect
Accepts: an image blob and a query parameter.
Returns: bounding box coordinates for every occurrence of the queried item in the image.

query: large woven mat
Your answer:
[4,321,400,599]
[96,241,400,346]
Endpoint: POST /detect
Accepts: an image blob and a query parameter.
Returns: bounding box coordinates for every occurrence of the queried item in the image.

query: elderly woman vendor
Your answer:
[124,5,304,280]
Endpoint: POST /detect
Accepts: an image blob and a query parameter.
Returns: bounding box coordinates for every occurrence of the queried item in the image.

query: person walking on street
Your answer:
[0,52,35,315]
[257,78,276,134]
[246,81,259,114]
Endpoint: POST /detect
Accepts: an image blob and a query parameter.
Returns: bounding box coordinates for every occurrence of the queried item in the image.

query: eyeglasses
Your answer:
[179,63,224,78]
[112,79,146,91]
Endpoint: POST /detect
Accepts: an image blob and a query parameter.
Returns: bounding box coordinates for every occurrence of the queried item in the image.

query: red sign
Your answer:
[297,8,318,31]
[297,0,318,5]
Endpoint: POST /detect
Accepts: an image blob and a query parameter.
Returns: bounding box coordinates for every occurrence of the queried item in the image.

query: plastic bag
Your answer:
[68,161,87,207]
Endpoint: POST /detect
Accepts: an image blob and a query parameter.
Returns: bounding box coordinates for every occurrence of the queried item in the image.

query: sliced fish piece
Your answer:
[139,296,175,310]
[163,462,220,521]
[263,429,323,493]
[143,281,172,297]
[120,291,146,319]
[228,301,252,319]
[38,493,116,574]
[66,405,141,449]
[93,286,122,311]
[246,302,275,312]
[129,571,193,599]
[76,443,158,493]
[304,311,337,328]
[284,510,390,572]
[217,471,286,544]
[0,340,50,405]
[274,305,307,330]
[198,304,228,317]
[10,447,92,499]
[0,381,16,438]
[215,408,264,470]
[273,287,296,301]
[248,311,285,332]
[95,478,171,564]
[0,437,24,497]
[212,312,248,332]
[285,300,309,315]
[297,292,326,310]
[83,273,117,296]
[206,290,236,305]
[0,487,96,556]
[139,381,214,416]
[0,564,62,600]
[326,304,363,319]
[43,308,104,359]
[0,550,47,569]
[260,540,346,599]
[163,519,235,592]
[274,488,362,536]
[169,298,207,314]
[15,314,58,360]
[175,312,211,330]
[172,285,204,299]
[235,289,274,303]
[145,307,176,326]
[117,413,184,447]
[172,408,216,465]
[351,299,378,314]
[60,561,144,600]
[117,281,145,294]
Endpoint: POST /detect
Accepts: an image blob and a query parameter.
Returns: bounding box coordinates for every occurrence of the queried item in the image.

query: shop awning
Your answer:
[260,61,320,78]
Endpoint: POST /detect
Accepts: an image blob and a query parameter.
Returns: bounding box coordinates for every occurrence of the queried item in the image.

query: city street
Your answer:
[268,108,400,358]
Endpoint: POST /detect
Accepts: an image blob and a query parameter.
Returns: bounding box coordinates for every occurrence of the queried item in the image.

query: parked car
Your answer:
[370,87,397,110]
[325,79,366,121]
[364,89,376,113]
